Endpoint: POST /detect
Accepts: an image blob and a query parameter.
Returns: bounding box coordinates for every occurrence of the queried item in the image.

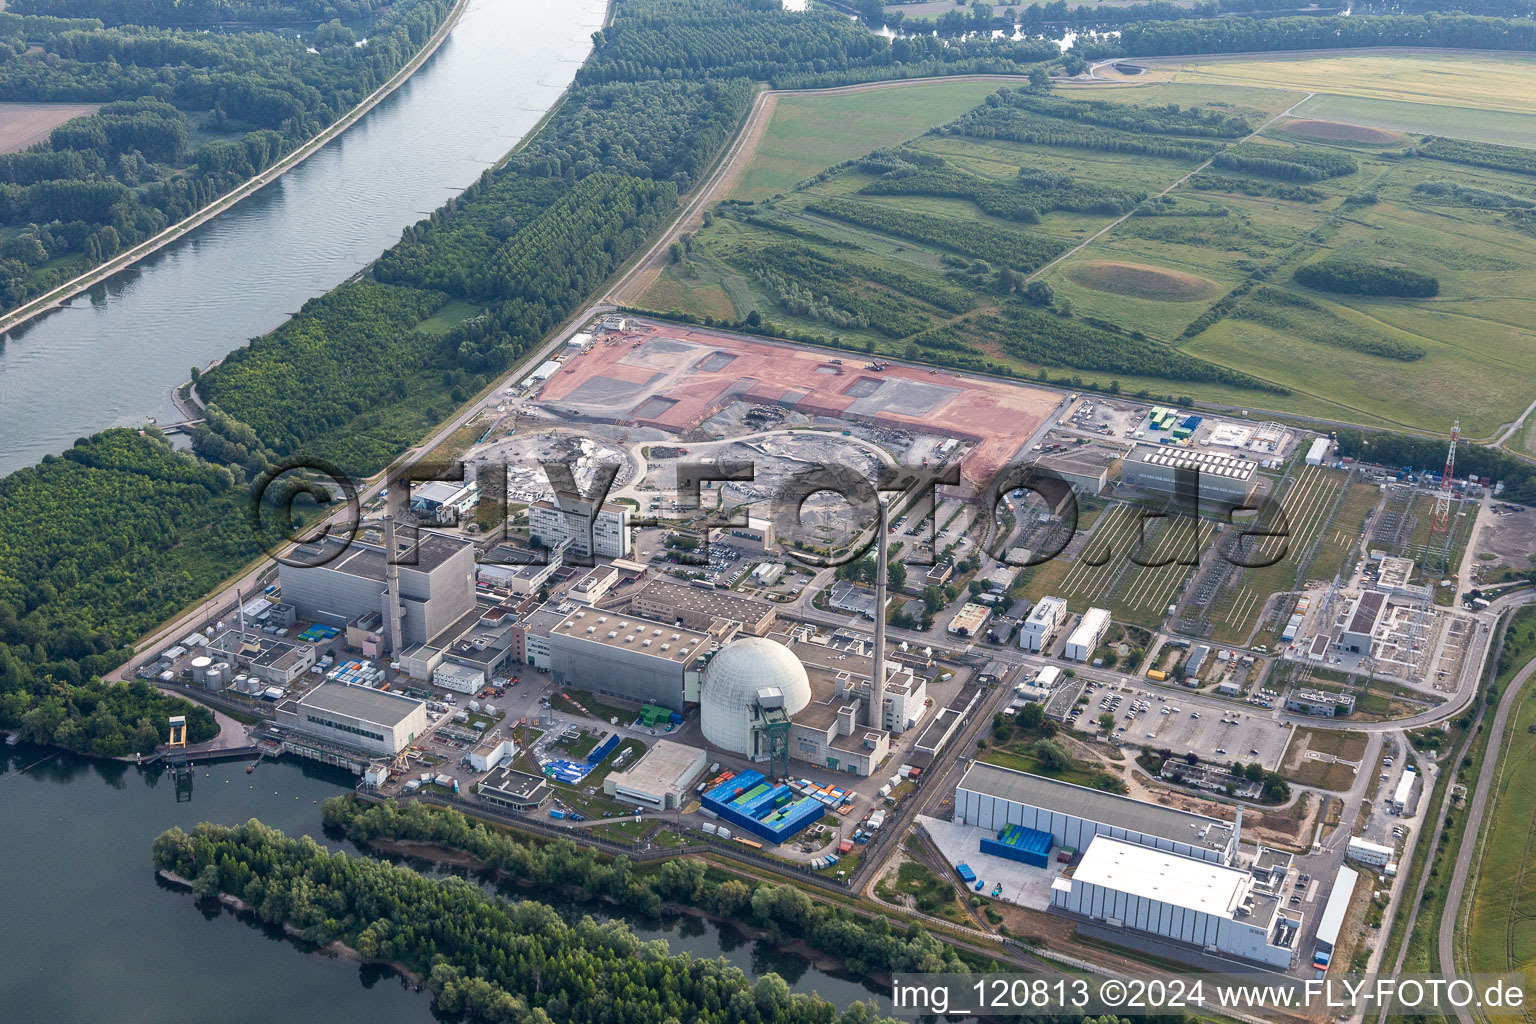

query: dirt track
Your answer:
[0,102,99,154]
[606,73,1034,308]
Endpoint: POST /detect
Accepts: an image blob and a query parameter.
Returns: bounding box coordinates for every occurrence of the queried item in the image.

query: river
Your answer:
[0,0,610,479]
[0,744,886,1022]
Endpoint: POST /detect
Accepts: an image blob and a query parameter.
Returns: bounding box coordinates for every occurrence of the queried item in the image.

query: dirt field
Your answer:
[0,102,98,154]
[1063,260,1218,302]
[1275,118,1405,144]
[540,320,1059,486]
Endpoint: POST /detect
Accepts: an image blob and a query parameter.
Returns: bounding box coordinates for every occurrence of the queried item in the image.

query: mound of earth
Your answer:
[1065,261,1218,302]
[1277,119,1405,144]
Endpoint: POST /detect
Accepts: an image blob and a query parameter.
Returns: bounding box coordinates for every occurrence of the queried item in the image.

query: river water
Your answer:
[0,0,610,479]
[0,744,885,1021]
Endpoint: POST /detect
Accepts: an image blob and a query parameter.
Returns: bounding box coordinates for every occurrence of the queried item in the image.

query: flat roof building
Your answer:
[1305,437,1331,467]
[1064,608,1111,662]
[1036,450,1120,496]
[1020,596,1068,652]
[948,602,992,637]
[956,762,1235,863]
[603,739,707,810]
[1340,590,1388,654]
[1049,836,1292,967]
[1391,769,1417,814]
[1122,445,1258,508]
[547,608,708,711]
[625,577,777,636]
[478,767,552,811]
[1312,864,1358,968]
[276,681,428,757]
[529,496,630,560]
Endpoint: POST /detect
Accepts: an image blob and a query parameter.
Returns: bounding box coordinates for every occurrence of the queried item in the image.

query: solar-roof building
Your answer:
[1123,445,1258,508]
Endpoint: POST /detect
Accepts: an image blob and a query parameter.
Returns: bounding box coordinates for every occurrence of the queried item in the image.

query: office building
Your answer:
[529,496,630,559]
[1020,596,1068,652]
[1064,607,1111,662]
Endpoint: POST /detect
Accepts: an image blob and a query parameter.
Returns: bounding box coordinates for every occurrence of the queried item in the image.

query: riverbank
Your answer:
[0,0,471,342]
[157,868,427,988]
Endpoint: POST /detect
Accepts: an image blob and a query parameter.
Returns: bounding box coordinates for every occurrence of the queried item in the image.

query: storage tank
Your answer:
[190,656,213,683]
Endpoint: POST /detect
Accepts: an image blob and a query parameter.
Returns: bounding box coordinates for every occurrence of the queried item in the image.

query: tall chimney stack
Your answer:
[869,495,889,729]
[383,513,405,656]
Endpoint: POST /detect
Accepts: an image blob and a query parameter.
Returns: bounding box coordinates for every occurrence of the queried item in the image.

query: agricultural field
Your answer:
[0,102,100,154]
[729,79,1009,201]
[1162,54,1536,124]
[643,60,1536,437]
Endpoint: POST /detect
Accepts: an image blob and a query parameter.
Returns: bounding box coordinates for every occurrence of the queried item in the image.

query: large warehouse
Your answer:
[546,608,709,711]
[275,681,428,757]
[1049,836,1294,968]
[1122,446,1258,508]
[955,762,1235,863]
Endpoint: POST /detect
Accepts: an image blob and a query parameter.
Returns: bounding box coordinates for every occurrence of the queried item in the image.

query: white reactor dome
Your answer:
[700,637,812,756]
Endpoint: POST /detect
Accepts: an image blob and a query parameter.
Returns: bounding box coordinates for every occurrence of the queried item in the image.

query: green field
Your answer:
[1462,607,1536,989]
[728,79,1008,201]
[1292,93,1536,150]
[644,64,1536,437]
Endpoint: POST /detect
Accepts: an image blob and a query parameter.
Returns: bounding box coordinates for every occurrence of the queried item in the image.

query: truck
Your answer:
[549,809,566,819]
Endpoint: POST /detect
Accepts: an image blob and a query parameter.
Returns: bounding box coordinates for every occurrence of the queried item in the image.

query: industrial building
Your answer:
[1182,644,1210,685]
[528,496,630,559]
[1122,446,1258,508]
[1305,437,1331,467]
[206,629,317,686]
[717,517,775,554]
[282,529,476,654]
[546,608,708,711]
[624,577,777,636]
[1048,836,1292,968]
[477,556,560,596]
[1339,589,1388,654]
[1019,596,1068,652]
[409,480,479,524]
[1311,865,1358,970]
[275,681,428,757]
[698,635,896,777]
[947,602,992,637]
[478,767,552,811]
[955,762,1235,863]
[1064,608,1111,662]
[1035,450,1119,497]
[567,565,619,605]
[603,739,707,810]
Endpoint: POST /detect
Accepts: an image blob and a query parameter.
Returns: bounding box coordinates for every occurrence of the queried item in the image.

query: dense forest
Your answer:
[1293,257,1439,297]
[579,0,1059,89]
[151,807,975,1024]
[10,0,391,26]
[0,429,246,754]
[0,0,450,311]
[1079,12,1536,58]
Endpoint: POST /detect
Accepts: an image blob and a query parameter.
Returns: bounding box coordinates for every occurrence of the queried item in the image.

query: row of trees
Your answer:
[806,196,1065,272]
[1293,257,1439,297]
[858,158,1147,221]
[1079,12,1536,58]
[1211,144,1357,182]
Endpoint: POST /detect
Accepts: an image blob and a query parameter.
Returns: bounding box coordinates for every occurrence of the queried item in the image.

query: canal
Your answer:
[0,0,610,479]
[0,744,885,1021]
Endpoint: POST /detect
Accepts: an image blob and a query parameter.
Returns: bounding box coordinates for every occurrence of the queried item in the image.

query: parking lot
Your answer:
[1067,680,1294,769]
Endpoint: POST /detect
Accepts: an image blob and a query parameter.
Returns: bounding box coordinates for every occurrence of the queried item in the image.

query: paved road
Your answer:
[1438,614,1536,1024]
